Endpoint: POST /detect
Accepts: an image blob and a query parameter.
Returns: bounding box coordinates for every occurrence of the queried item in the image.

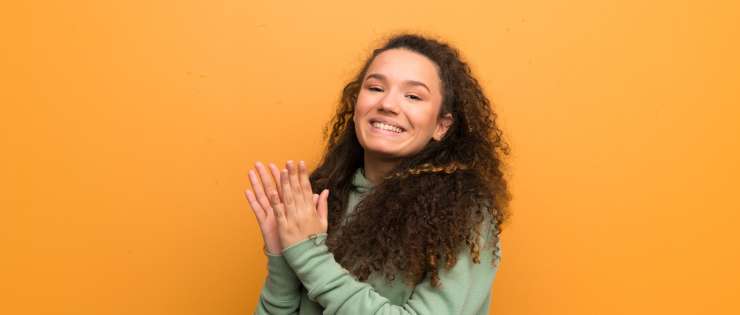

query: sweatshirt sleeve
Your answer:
[254,252,302,315]
[281,229,501,315]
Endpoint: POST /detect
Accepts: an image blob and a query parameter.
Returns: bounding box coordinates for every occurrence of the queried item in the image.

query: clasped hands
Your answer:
[244,160,330,255]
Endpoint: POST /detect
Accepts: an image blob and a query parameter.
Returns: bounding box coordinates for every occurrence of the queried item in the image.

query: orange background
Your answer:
[2,1,739,314]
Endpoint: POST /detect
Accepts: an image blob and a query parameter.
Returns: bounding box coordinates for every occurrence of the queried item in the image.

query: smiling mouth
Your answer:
[370,121,405,134]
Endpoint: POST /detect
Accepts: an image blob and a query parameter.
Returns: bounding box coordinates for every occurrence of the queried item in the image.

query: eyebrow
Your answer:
[365,73,431,93]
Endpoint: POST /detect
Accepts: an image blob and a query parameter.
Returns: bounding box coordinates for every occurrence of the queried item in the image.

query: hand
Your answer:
[245,161,323,255]
[271,160,329,250]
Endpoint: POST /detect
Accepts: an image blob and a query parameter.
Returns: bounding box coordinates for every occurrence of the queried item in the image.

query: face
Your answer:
[353,48,453,160]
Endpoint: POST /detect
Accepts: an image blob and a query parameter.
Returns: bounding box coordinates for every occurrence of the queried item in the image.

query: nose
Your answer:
[377,91,400,114]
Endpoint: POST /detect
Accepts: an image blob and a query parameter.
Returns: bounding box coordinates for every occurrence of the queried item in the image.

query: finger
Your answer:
[244,189,266,224]
[255,162,280,217]
[267,162,284,202]
[265,184,286,224]
[272,200,287,224]
[317,189,330,228]
[280,168,295,217]
[248,169,273,215]
[298,160,315,207]
[313,193,319,207]
[264,170,284,211]
[286,160,305,207]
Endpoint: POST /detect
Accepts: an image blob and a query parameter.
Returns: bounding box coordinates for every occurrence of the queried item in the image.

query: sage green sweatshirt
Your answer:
[254,167,501,315]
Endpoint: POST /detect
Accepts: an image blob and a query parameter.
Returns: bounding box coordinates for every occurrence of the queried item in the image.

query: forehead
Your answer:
[364,48,441,88]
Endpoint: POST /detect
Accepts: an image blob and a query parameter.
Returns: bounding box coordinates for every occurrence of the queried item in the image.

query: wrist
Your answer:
[264,244,282,256]
[281,233,328,254]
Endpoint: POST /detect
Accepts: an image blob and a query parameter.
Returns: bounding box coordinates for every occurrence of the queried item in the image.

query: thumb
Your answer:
[317,189,330,226]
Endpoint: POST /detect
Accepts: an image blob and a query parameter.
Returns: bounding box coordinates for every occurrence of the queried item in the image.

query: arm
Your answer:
[282,230,501,315]
[247,161,313,314]
[254,252,302,315]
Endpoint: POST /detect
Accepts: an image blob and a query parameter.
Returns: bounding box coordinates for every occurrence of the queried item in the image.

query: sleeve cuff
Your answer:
[281,233,329,254]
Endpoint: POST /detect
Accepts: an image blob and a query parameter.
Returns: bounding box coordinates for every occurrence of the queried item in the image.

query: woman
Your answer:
[245,33,512,314]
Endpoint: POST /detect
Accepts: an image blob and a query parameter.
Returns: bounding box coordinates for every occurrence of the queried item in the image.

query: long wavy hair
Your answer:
[309,33,512,288]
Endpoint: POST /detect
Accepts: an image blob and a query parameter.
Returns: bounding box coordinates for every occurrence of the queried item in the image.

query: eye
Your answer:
[368,86,384,92]
[406,94,422,101]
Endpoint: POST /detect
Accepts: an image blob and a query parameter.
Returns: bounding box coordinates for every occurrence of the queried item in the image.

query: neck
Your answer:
[362,152,400,185]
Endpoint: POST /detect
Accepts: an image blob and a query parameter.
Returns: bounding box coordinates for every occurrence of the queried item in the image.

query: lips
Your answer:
[369,122,404,136]
[369,118,406,131]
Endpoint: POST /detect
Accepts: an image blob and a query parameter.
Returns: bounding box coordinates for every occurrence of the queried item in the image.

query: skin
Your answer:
[244,161,327,254]
[245,48,453,253]
[354,48,453,185]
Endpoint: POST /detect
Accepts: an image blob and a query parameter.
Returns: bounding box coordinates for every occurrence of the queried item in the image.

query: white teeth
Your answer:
[372,122,403,133]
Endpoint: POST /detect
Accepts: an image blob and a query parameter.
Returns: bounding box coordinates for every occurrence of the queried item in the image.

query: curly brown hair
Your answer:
[309,33,512,288]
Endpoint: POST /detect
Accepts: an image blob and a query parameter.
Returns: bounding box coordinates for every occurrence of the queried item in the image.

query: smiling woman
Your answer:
[355,48,454,178]
[245,33,512,315]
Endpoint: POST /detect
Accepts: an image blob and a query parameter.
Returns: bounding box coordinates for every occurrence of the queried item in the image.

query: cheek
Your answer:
[354,93,375,117]
[407,107,438,131]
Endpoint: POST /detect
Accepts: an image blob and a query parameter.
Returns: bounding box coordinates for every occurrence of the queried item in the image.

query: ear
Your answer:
[433,113,454,141]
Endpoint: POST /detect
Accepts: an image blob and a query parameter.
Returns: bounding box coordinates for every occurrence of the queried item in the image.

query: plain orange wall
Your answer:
[2,1,739,314]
